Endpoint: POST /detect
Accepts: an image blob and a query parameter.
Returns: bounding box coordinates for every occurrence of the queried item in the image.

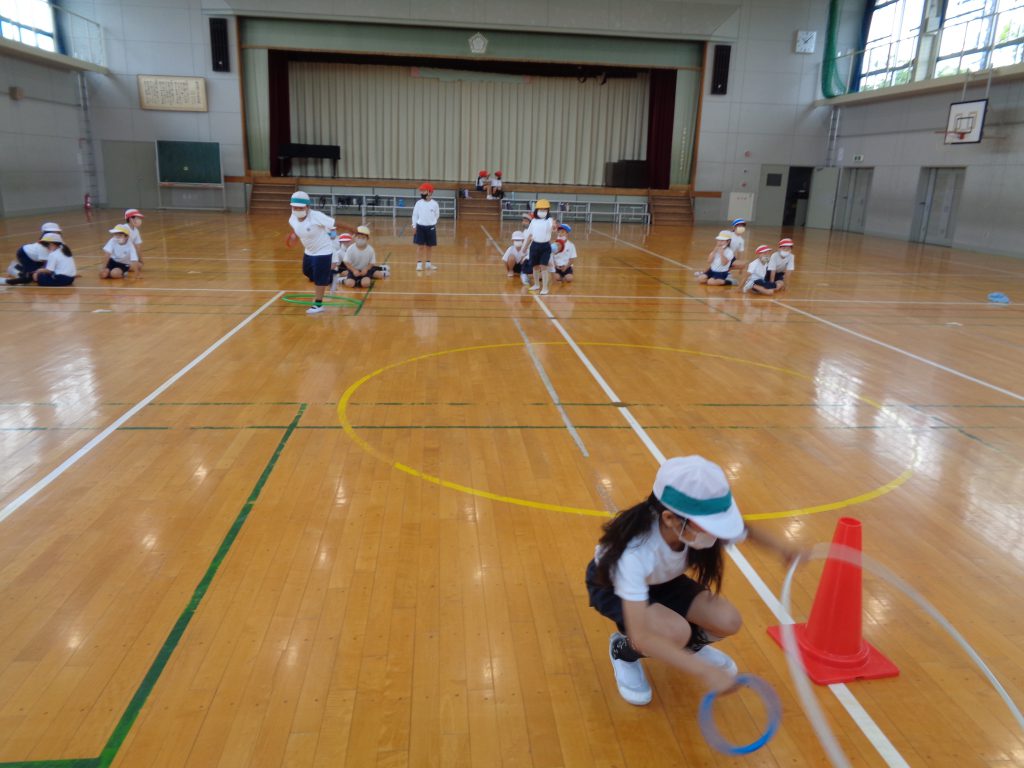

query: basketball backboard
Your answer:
[944,98,987,144]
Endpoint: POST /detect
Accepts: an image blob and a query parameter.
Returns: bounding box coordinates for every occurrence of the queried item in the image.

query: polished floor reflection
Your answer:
[1,210,1023,766]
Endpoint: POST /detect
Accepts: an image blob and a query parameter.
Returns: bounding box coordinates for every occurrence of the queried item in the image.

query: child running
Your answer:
[585,456,803,704]
[287,190,338,314]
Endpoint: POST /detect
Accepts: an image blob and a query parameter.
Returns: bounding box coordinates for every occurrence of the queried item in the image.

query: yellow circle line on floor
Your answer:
[336,341,911,519]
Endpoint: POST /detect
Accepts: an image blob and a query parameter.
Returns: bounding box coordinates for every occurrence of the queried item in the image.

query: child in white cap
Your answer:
[3,233,76,286]
[8,222,63,279]
[585,456,803,705]
[287,190,338,314]
[766,238,796,292]
[502,231,527,278]
[341,226,386,289]
[696,232,735,286]
[100,224,139,279]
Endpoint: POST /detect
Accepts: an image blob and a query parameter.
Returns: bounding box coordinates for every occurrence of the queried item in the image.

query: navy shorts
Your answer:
[413,224,437,247]
[105,258,131,272]
[773,270,787,282]
[520,258,532,275]
[555,265,573,278]
[585,560,706,635]
[342,265,382,282]
[753,278,773,289]
[17,248,46,273]
[302,254,333,286]
[704,269,730,281]
[36,273,75,286]
[529,241,552,268]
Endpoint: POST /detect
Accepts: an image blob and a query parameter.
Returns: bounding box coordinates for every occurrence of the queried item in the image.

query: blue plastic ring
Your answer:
[698,673,781,755]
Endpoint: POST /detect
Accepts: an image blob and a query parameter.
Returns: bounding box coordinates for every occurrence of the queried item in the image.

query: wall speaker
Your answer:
[210,18,230,73]
[710,44,730,95]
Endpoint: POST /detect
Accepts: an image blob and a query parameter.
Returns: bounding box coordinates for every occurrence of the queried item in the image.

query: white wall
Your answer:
[692,0,833,222]
[0,56,88,216]
[835,80,1024,256]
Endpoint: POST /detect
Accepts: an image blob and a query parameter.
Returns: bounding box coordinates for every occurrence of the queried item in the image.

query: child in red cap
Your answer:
[767,238,795,291]
[413,182,440,271]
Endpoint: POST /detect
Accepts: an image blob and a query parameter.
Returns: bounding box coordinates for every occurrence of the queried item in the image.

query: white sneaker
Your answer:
[694,645,738,677]
[742,280,753,294]
[528,284,540,292]
[426,263,437,270]
[540,289,549,295]
[507,271,514,278]
[694,270,704,277]
[416,262,423,271]
[609,633,652,706]
[306,304,326,315]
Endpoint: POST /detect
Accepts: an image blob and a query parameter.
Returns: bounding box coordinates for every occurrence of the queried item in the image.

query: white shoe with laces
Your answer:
[694,644,739,677]
[306,304,326,315]
[608,633,652,706]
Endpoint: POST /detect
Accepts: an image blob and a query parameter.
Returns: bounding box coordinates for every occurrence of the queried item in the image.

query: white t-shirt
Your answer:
[412,198,440,227]
[709,246,734,273]
[129,227,143,246]
[21,242,50,263]
[502,244,526,264]
[552,240,577,268]
[492,178,503,190]
[768,250,795,274]
[744,258,768,289]
[103,238,139,264]
[526,217,554,244]
[729,233,745,256]
[289,210,335,256]
[344,243,376,272]
[596,516,744,602]
[45,249,77,277]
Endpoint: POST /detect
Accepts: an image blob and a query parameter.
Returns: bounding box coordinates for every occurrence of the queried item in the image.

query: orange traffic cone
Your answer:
[767,517,899,685]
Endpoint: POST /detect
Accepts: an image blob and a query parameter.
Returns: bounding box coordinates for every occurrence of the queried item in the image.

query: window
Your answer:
[936,0,1024,75]
[0,0,57,53]
[858,0,927,90]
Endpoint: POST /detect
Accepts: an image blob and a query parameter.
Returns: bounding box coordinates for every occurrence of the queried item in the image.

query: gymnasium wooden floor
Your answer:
[1,209,1024,767]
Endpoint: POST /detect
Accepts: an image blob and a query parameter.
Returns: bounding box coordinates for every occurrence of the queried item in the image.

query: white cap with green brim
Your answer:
[652,456,745,540]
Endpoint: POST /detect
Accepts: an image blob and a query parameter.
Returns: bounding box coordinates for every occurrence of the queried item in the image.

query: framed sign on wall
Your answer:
[138,75,208,112]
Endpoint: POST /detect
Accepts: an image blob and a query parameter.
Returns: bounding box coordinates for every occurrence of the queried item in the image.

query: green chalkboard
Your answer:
[156,141,222,184]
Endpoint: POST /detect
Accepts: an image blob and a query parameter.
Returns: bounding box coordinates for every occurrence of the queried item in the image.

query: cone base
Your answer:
[767,623,900,685]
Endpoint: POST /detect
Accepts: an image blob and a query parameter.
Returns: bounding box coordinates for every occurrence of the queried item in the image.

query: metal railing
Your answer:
[499,198,650,226]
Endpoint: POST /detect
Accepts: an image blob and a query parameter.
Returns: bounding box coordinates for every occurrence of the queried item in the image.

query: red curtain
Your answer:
[268,50,291,177]
[646,69,676,189]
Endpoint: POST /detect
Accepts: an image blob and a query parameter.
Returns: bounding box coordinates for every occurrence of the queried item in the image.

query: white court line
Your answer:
[591,229,695,270]
[62,286,286,294]
[512,318,589,457]
[532,292,909,767]
[774,301,1024,403]
[0,291,286,526]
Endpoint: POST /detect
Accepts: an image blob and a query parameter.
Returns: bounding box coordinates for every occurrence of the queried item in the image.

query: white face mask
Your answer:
[781,248,791,255]
[677,520,717,550]
[537,210,548,219]
[735,226,746,234]
[292,207,308,220]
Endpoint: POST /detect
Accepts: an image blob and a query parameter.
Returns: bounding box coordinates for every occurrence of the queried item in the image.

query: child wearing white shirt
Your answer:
[125,208,145,275]
[522,200,556,295]
[341,226,386,289]
[502,231,527,278]
[412,182,440,271]
[551,223,577,283]
[766,238,796,291]
[3,233,76,286]
[696,232,735,286]
[728,218,747,272]
[100,224,139,279]
[742,245,775,295]
[287,190,338,314]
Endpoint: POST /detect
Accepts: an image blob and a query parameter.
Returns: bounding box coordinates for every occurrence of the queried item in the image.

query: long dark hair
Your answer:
[594,493,725,593]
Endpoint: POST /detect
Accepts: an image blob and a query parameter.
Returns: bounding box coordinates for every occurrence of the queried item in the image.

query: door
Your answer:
[833,167,873,233]
[783,166,813,226]
[915,167,965,246]
[806,167,840,230]
[756,165,788,226]
[102,140,159,210]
